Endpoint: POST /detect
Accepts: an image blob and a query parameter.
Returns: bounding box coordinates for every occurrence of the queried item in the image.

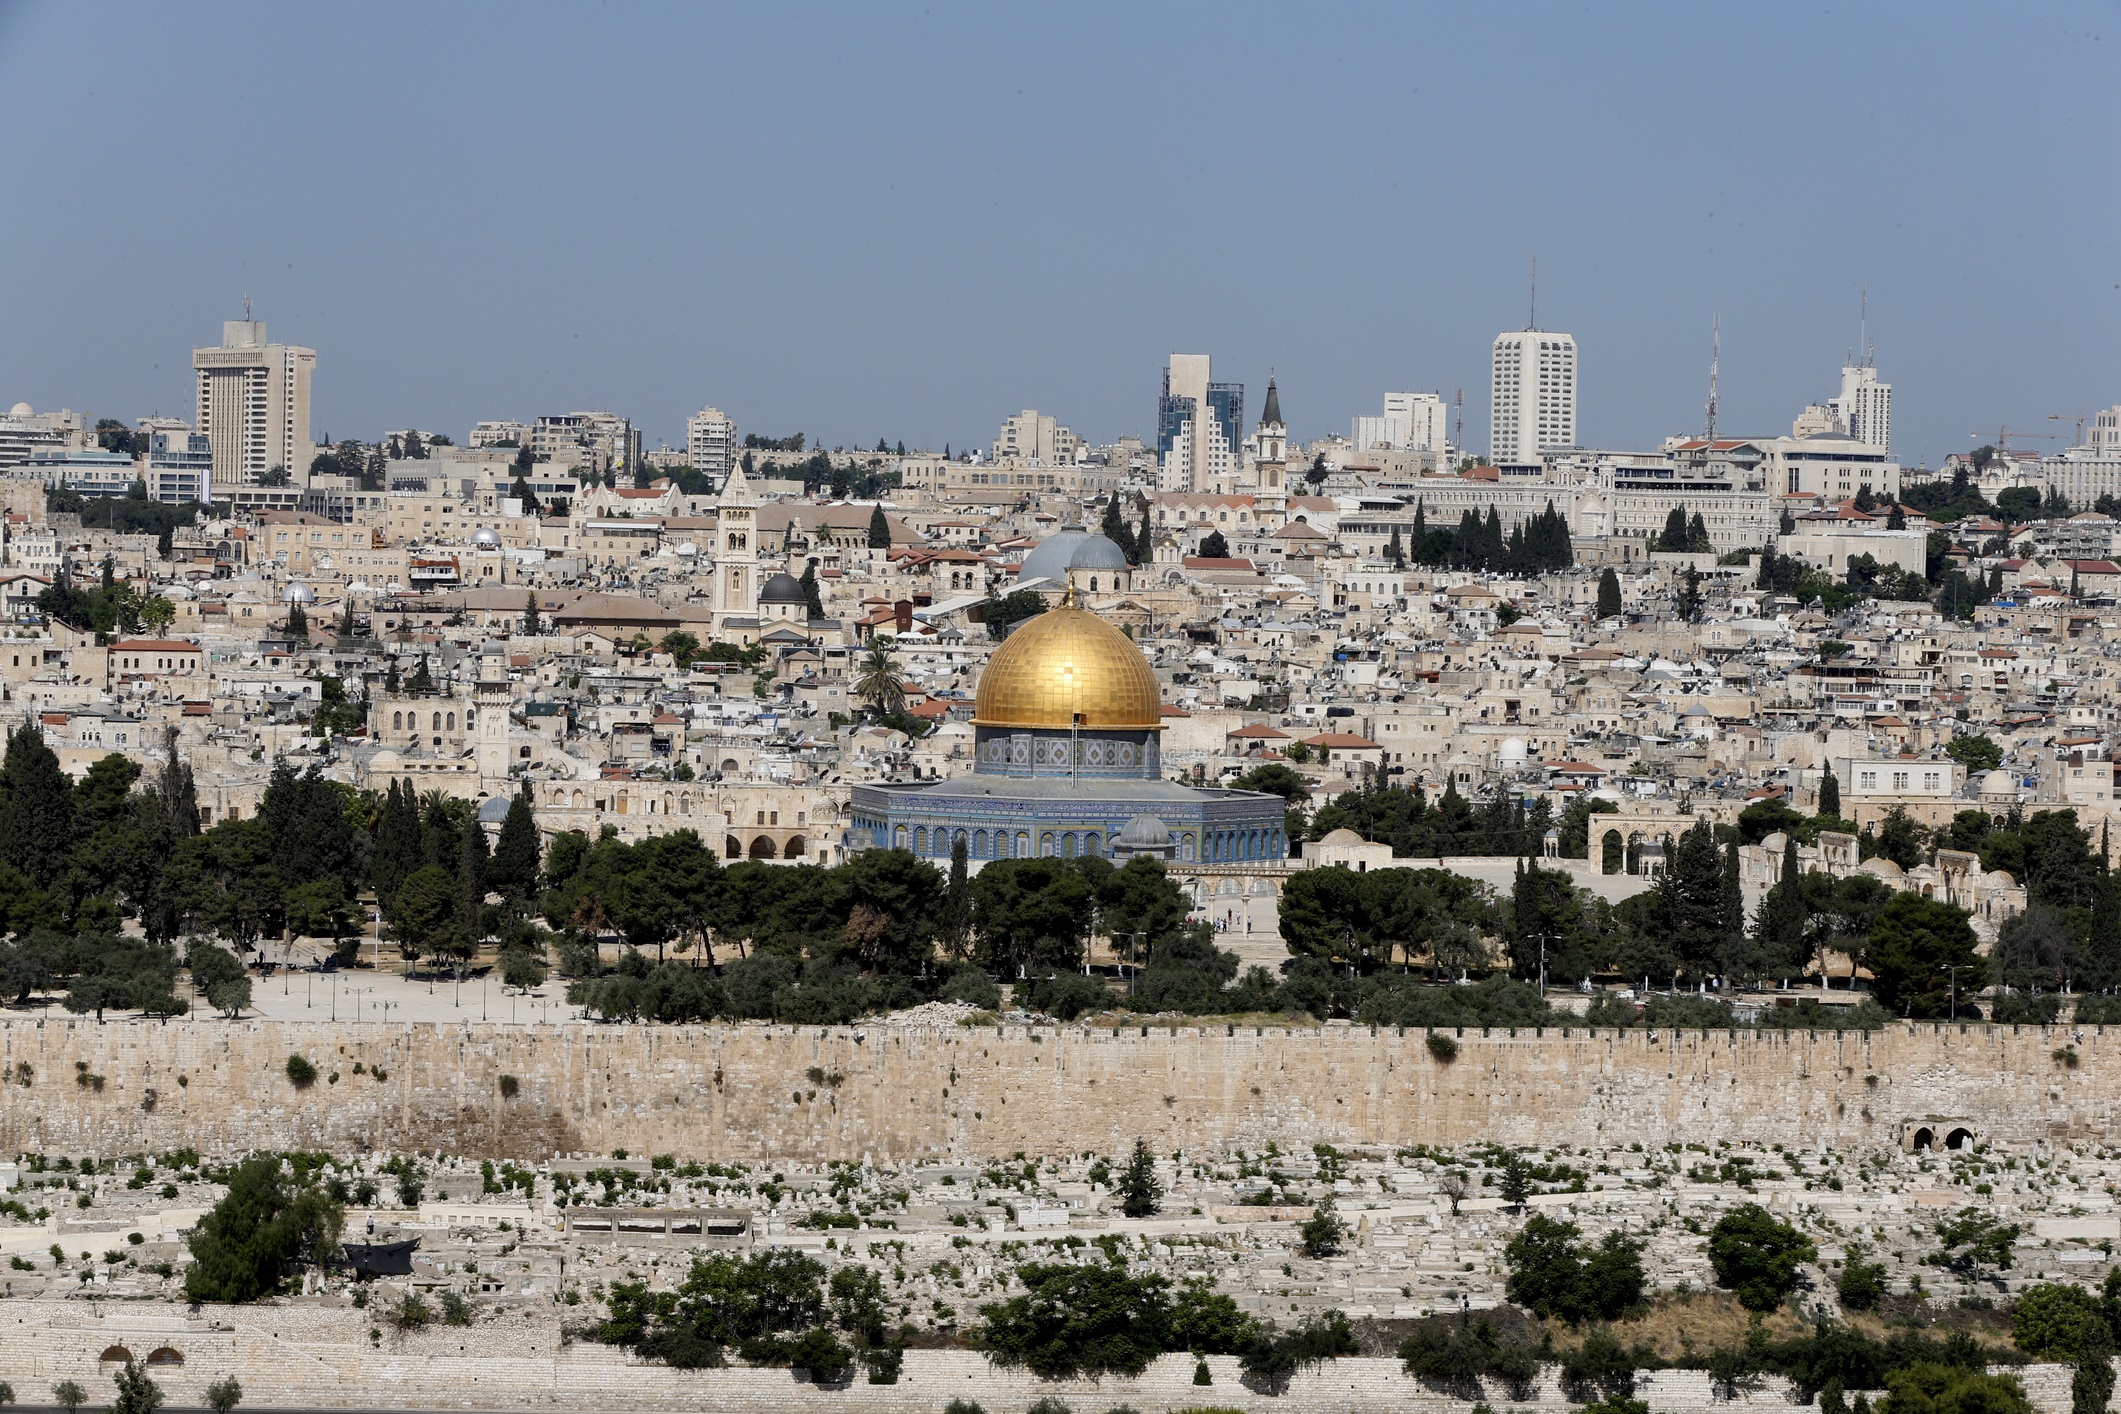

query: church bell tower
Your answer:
[1254,375,1288,519]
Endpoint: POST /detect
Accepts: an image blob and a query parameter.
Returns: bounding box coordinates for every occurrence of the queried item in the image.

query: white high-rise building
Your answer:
[192,320,315,486]
[1354,392,1449,453]
[2092,407,2121,454]
[1490,330,1576,463]
[1831,363,1892,454]
[687,406,738,485]
[1157,354,1243,492]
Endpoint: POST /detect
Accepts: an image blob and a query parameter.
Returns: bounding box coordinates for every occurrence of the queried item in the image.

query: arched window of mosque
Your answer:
[392,712,402,730]
[446,712,456,731]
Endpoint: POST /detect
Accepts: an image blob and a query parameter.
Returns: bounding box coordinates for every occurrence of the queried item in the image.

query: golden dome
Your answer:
[973,605,1164,731]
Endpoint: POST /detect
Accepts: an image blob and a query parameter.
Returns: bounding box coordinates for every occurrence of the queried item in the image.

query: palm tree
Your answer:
[854,637,907,719]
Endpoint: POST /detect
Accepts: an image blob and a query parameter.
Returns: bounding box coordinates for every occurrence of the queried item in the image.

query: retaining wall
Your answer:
[0,1017,2109,1162]
[0,1302,2086,1414]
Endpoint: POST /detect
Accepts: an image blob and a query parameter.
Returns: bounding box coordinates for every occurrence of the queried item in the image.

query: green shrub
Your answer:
[787,1327,851,1382]
[1708,1203,1817,1312]
[1426,1033,1459,1062]
[1838,1244,1889,1311]
[183,1156,343,1303]
[1503,1213,1645,1324]
[284,1056,317,1088]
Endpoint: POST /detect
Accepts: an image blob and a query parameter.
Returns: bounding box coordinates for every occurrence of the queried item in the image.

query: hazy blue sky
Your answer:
[2,3,2116,468]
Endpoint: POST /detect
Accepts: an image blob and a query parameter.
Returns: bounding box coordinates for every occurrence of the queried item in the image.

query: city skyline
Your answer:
[2,4,2117,466]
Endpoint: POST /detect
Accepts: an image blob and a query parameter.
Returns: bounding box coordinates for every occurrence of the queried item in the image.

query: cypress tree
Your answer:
[1413,498,1426,539]
[1137,504,1154,564]
[1100,496,1136,562]
[1818,767,1841,820]
[1116,1138,1163,1218]
[1658,506,1687,551]
[521,590,542,636]
[490,783,541,902]
[1387,525,1404,567]
[0,721,73,889]
[1597,568,1623,619]
[1687,512,1711,553]
[1719,835,1745,947]
[867,506,891,549]
[372,780,422,911]
[943,837,971,961]
[456,809,490,939]
[799,562,824,619]
[422,793,460,872]
[155,724,200,838]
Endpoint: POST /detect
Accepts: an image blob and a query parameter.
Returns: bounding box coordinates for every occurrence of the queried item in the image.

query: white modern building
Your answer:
[470,420,529,448]
[1354,391,1448,454]
[686,406,738,485]
[1490,330,1576,463]
[990,410,1082,467]
[192,320,315,487]
[1158,354,1242,493]
[1831,362,1892,453]
[147,431,213,505]
[2088,405,2121,455]
[531,412,640,477]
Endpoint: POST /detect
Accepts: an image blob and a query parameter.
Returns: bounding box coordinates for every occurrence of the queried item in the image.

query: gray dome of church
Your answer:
[759,571,807,605]
[1018,529,1129,582]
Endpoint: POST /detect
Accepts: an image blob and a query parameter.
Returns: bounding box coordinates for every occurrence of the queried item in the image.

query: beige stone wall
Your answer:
[0,1018,2110,1163]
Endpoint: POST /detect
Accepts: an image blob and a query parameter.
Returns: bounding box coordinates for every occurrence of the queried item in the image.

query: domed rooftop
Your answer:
[1981,768,2016,793]
[283,582,315,603]
[471,526,501,548]
[1018,529,1129,583]
[759,571,807,605]
[7,403,30,418]
[1116,814,1171,848]
[973,604,1163,731]
[1320,827,1366,846]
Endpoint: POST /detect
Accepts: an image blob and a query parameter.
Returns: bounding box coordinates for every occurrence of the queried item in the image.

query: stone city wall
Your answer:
[0,1017,2111,1161]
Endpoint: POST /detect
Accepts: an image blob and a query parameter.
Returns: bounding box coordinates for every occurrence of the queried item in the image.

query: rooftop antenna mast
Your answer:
[243,291,252,321]
[1453,388,1464,458]
[1528,257,1537,331]
[1860,287,1871,368]
[1701,316,1720,467]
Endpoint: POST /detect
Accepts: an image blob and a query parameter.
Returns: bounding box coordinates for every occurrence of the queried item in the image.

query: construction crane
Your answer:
[2051,411,2092,446]
[1977,426,2067,452]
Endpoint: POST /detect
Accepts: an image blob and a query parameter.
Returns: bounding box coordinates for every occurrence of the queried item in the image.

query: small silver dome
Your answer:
[283,582,315,603]
[471,527,501,548]
[1116,814,1171,848]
